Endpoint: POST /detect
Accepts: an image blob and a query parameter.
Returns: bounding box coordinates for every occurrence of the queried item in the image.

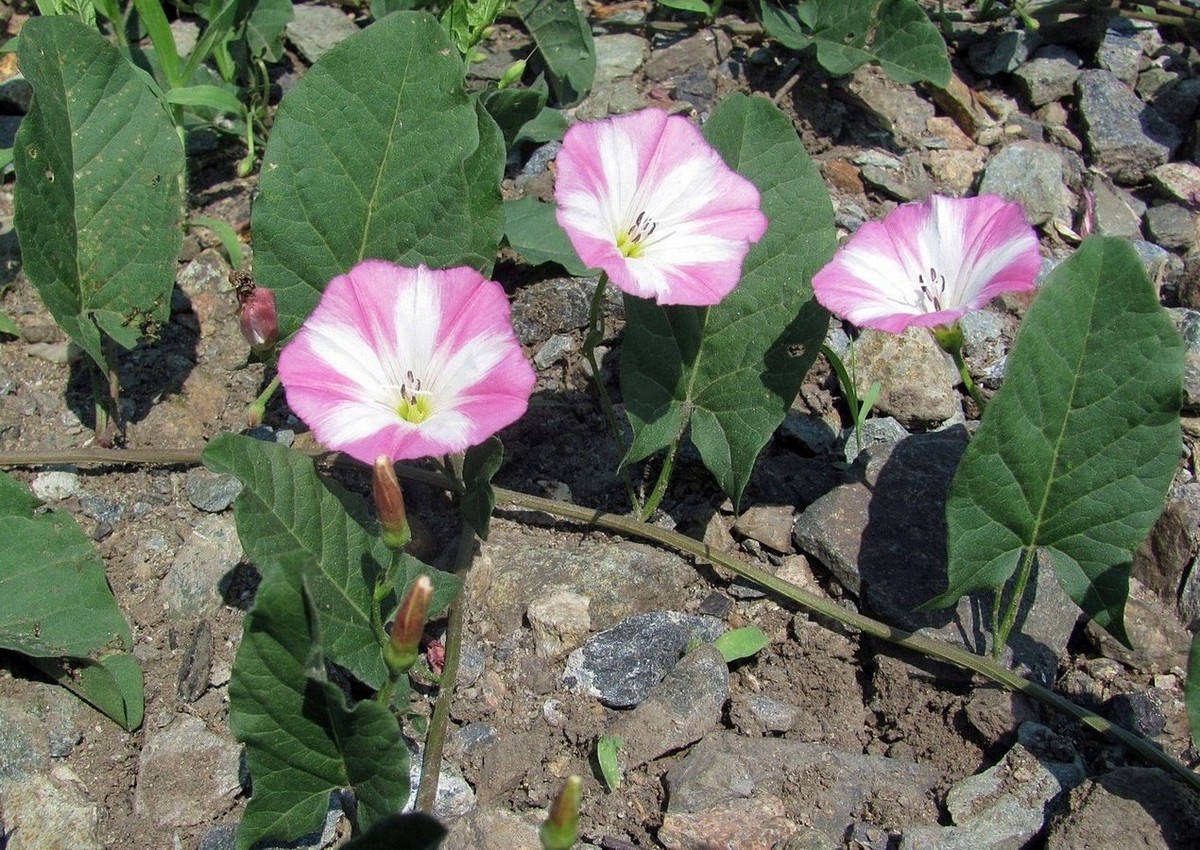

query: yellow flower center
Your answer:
[396,371,431,424]
[617,210,657,259]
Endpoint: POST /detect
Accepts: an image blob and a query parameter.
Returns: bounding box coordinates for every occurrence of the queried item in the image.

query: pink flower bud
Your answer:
[238,286,278,353]
[373,456,411,551]
[384,575,432,675]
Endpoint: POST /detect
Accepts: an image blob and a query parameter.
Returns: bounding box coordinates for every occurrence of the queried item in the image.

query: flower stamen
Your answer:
[616,210,659,259]
[396,369,432,424]
[917,266,948,312]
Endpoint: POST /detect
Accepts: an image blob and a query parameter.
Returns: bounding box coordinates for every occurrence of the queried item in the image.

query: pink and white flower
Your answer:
[277,260,535,463]
[812,194,1040,333]
[554,108,768,306]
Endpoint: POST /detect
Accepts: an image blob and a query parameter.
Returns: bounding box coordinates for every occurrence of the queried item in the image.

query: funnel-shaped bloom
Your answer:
[813,194,1040,333]
[278,260,535,463]
[554,108,768,306]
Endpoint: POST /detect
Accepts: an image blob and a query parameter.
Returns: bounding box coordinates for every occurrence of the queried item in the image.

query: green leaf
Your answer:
[231,562,410,849]
[244,0,294,62]
[1189,631,1200,749]
[343,812,447,850]
[620,94,835,509]
[516,102,567,144]
[202,434,459,689]
[480,83,546,149]
[461,437,503,540]
[0,310,17,337]
[13,16,184,371]
[596,735,622,791]
[657,0,714,13]
[131,0,183,87]
[713,626,770,662]
[511,0,595,106]
[760,0,951,86]
[931,237,1183,644]
[252,12,506,338]
[503,197,594,277]
[0,473,142,729]
[164,83,246,115]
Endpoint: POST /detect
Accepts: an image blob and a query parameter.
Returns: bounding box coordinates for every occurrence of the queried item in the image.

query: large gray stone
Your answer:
[793,431,1077,683]
[1169,308,1200,413]
[470,531,703,634]
[1,767,103,850]
[1013,46,1082,106]
[607,644,728,767]
[562,611,724,708]
[1077,69,1181,184]
[663,732,941,849]
[854,327,961,429]
[134,714,242,827]
[285,4,360,65]
[978,141,1070,225]
[1086,174,1146,238]
[900,723,1085,850]
[847,64,935,147]
[1145,203,1197,251]
[159,513,244,618]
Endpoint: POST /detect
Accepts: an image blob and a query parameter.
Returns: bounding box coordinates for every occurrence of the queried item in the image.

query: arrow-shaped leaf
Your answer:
[930,237,1183,644]
[620,93,835,509]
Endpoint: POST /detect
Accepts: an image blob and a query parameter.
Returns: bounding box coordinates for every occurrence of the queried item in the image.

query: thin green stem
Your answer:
[247,375,281,426]
[995,547,1038,655]
[582,274,640,511]
[415,520,475,811]
[639,440,679,521]
[373,550,404,707]
[934,324,987,415]
[0,446,1195,791]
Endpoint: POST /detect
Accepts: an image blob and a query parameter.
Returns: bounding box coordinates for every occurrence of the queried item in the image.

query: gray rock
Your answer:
[30,470,81,501]
[510,277,615,345]
[1146,77,1200,133]
[847,65,935,146]
[589,32,648,90]
[853,327,961,430]
[662,732,941,849]
[779,409,839,455]
[1145,203,1197,251]
[608,644,728,767]
[1077,69,1181,183]
[645,30,727,84]
[1133,479,1200,604]
[185,466,243,512]
[1103,690,1167,737]
[77,492,124,526]
[159,513,245,618]
[1045,767,1200,848]
[978,141,1070,225]
[0,72,33,113]
[134,714,241,827]
[1169,308,1200,412]
[794,431,1077,683]
[1130,238,1176,284]
[859,152,935,202]
[732,504,796,554]
[176,247,231,300]
[1096,29,1142,86]
[286,3,360,65]
[199,824,237,850]
[470,533,702,634]
[1014,46,1083,106]
[1149,161,1200,205]
[900,723,1085,850]
[562,611,724,707]
[442,805,542,850]
[842,416,910,465]
[1,767,103,850]
[1087,174,1146,238]
[959,308,1014,390]
[525,590,590,660]
[533,332,575,369]
[0,697,50,780]
[967,30,1042,76]
[177,620,214,703]
[728,693,800,735]
[1086,578,1191,673]
[406,748,475,818]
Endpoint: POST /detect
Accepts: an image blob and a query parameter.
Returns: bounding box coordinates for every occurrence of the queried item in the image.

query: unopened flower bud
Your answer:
[236,155,255,178]
[497,59,527,90]
[373,456,411,551]
[539,775,582,850]
[237,286,278,354]
[384,575,432,675]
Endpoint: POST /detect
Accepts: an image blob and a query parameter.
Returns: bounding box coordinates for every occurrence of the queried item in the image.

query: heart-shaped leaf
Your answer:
[620,93,835,508]
[252,12,506,337]
[930,237,1183,644]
